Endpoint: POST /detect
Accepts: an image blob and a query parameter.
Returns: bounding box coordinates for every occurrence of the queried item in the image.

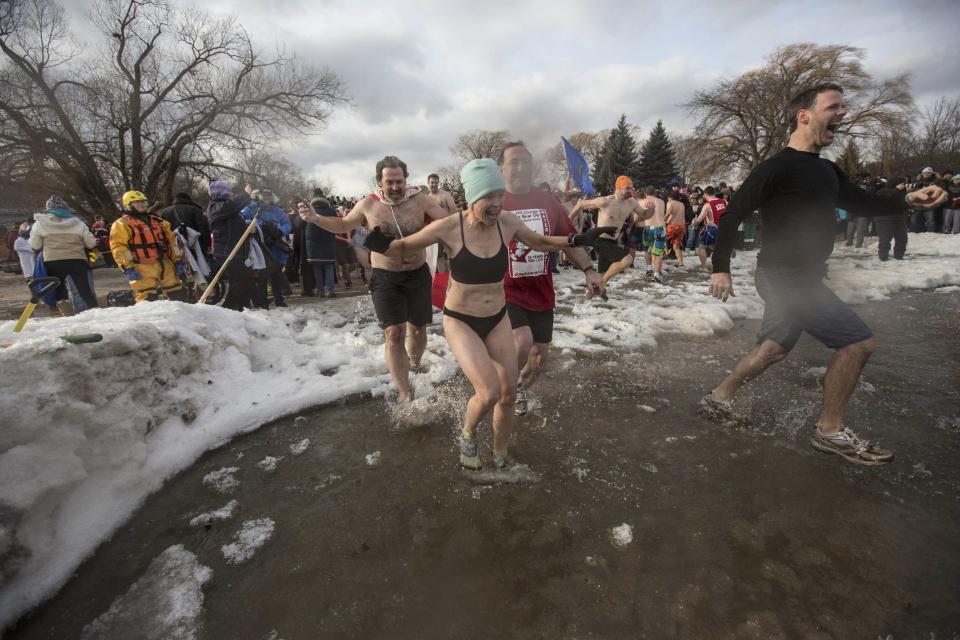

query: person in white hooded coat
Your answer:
[29,195,98,314]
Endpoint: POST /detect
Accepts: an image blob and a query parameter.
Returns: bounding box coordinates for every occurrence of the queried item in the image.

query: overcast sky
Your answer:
[70,0,960,194]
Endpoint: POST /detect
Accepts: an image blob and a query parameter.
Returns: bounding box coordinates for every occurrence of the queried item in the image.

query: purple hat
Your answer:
[208,180,233,200]
[45,194,73,212]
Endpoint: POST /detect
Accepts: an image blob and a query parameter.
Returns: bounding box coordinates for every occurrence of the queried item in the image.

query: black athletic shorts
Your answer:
[755,266,873,351]
[507,303,554,344]
[595,237,628,273]
[369,264,433,329]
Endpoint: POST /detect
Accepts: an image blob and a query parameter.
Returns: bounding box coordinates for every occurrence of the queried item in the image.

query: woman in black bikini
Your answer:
[365,159,611,470]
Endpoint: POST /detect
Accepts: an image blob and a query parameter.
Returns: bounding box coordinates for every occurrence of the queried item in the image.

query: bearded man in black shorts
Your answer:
[299,156,451,402]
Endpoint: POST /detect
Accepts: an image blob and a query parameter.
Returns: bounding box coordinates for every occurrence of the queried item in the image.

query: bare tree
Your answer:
[918,95,960,167]
[450,129,513,163]
[671,134,728,186]
[0,0,347,216]
[686,43,914,178]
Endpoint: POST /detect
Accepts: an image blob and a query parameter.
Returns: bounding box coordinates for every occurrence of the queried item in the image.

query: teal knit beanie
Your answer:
[460,159,506,205]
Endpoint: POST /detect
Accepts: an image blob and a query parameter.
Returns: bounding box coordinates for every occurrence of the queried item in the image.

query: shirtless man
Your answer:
[569,176,655,294]
[664,191,687,267]
[424,173,458,275]
[425,173,458,215]
[691,186,728,270]
[637,186,667,283]
[298,156,450,401]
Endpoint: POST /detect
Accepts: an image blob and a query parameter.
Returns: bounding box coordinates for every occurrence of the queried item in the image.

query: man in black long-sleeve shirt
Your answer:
[700,83,946,466]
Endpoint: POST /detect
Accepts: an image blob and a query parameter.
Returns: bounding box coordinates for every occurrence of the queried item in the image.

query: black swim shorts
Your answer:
[506,303,554,344]
[595,237,628,273]
[369,264,433,329]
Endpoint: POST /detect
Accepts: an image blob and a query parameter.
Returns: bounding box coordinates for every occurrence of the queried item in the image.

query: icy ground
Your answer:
[0,233,958,629]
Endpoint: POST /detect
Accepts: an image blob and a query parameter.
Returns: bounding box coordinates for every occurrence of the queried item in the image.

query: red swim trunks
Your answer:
[666,224,686,247]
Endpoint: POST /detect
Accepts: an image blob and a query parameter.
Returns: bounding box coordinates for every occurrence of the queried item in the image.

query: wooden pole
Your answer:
[197,207,263,304]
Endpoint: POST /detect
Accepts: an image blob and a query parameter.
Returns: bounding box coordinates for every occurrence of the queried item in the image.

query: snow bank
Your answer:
[0,233,957,628]
[80,544,211,640]
[0,298,457,628]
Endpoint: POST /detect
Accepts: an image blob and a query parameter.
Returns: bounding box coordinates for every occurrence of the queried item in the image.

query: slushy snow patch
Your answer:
[188,499,238,528]
[550,234,960,353]
[221,518,275,564]
[80,544,211,640]
[202,467,240,494]
[289,438,310,456]
[611,524,634,547]
[256,456,282,473]
[365,451,382,466]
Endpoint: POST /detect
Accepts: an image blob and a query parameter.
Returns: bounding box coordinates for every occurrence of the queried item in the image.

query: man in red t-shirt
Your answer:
[691,185,728,270]
[499,142,605,415]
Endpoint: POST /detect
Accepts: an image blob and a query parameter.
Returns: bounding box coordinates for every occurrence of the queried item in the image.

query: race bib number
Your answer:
[508,208,548,278]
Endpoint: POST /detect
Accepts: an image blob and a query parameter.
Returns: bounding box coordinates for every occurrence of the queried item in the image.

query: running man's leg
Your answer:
[523,342,549,389]
[712,340,789,401]
[601,254,634,286]
[513,325,534,377]
[711,267,799,401]
[513,328,549,388]
[508,304,552,390]
[817,337,876,434]
[407,322,427,371]
[383,323,413,402]
[403,265,434,371]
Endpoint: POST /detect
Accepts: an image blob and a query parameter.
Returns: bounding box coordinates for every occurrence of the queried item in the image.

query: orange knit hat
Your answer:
[615,176,633,191]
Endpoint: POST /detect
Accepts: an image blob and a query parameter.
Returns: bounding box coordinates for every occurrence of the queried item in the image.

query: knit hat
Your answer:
[460,159,506,205]
[208,180,233,200]
[922,166,934,174]
[615,176,633,191]
[45,194,73,212]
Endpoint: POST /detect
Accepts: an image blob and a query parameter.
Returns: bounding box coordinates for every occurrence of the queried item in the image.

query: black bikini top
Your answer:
[450,213,508,285]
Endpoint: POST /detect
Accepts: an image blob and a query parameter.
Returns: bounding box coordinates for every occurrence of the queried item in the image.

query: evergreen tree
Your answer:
[837,140,861,177]
[593,114,640,194]
[636,120,678,188]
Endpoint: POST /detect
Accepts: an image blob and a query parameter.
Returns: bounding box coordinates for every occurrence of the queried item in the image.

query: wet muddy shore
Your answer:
[8,286,960,640]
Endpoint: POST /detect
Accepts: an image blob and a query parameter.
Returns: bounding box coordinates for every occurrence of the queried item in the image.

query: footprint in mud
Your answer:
[462,464,541,485]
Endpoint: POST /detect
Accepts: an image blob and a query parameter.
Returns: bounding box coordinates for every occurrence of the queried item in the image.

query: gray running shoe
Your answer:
[459,435,481,470]
[698,393,745,425]
[515,383,528,416]
[810,427,894,466]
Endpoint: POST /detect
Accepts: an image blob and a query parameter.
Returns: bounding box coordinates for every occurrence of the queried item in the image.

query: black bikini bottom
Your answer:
[443,306,507,340]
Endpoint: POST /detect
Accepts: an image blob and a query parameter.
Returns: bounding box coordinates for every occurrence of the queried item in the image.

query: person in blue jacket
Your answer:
[242,188,292,308]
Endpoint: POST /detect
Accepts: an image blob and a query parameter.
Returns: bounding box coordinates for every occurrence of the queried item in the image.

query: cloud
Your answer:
[61,0,960,194]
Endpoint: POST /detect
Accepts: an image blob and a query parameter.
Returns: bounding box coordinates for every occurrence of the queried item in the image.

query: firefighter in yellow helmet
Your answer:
[110,190,187,302]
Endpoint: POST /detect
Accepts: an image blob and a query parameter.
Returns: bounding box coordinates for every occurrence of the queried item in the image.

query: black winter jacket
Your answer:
[305,205,338,262]
[161,194,212,252]
[207,192,252,272]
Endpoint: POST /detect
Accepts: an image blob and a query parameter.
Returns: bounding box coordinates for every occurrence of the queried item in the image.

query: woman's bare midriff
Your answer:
[443,280,505,317]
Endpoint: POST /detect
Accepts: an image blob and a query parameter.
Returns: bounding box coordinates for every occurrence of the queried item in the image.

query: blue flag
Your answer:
[561,136,596,197]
